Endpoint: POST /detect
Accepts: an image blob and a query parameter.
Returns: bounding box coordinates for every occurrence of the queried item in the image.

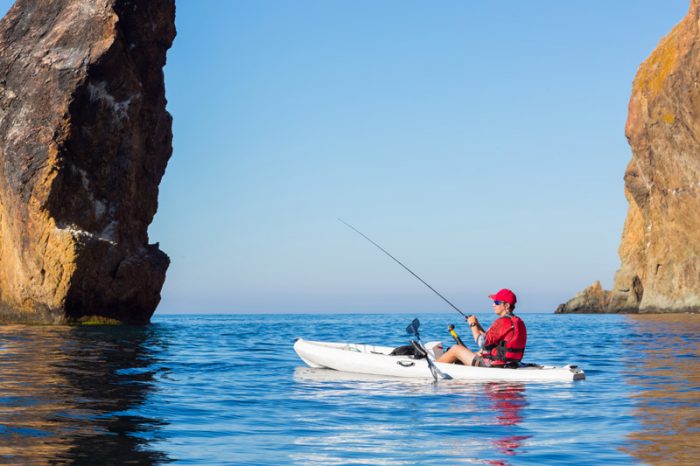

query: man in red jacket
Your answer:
[436,289,527,367]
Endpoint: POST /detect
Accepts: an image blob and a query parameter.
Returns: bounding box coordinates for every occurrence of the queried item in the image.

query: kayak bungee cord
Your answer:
[338,218,467,318]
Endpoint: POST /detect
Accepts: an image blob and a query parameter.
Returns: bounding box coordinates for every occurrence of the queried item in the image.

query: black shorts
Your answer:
[471,355,495,367]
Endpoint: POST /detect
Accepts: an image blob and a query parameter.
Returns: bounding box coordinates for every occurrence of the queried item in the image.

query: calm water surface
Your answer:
[0,313,698,465]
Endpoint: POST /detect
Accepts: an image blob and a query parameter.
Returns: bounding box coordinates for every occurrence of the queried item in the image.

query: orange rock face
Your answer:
[558,1,700,313]
[0,0,175,323]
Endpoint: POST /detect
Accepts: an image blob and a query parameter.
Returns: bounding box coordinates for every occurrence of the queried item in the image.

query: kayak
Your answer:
[294,338,585,382]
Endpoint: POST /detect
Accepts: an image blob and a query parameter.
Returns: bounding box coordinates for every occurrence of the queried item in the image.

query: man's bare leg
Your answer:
[436,345,477,365]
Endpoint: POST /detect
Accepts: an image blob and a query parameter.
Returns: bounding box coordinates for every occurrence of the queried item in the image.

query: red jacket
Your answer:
[481,314,527,366]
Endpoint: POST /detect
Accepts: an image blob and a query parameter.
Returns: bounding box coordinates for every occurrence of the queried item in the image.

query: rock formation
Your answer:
[558,0,700,313]
[0,0,175,323]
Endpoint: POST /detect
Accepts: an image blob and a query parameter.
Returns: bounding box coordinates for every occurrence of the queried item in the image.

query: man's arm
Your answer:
[466,315,486,350]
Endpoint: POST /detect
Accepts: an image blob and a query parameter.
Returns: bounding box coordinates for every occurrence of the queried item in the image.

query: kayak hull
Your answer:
[294,338,585,382]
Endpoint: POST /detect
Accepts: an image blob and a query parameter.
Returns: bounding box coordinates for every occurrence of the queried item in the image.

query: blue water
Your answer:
[1,313,699,465]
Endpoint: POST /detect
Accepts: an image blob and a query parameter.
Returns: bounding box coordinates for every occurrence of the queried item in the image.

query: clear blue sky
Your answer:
[0,1,690,313]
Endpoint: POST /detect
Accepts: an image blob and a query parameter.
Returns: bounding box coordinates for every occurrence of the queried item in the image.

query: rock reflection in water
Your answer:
[0,325,169,464]
[622,314,700,465]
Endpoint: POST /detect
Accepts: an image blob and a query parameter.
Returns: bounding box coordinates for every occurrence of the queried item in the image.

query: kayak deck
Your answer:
[294,338,585,382]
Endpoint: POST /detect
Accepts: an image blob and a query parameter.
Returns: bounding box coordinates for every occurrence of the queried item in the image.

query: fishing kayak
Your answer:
[294,338,585,382]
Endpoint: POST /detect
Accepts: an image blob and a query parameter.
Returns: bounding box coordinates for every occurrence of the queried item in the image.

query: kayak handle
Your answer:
[448,324,467,347]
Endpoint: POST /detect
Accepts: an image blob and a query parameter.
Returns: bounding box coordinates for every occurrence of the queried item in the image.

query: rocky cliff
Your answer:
[0,0,175,323]
[557,0,700,314]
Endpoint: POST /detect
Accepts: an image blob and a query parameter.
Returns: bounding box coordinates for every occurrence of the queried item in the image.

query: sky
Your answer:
[0,1,691,314]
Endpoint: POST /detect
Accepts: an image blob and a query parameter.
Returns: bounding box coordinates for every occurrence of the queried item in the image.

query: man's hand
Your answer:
[466,315,479,327]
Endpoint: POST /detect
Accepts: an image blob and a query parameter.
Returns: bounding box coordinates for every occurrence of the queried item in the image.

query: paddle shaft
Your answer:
[406,318,452,381]
[413,338,451,381]
[339,219,467,317]
[406,319,452,383]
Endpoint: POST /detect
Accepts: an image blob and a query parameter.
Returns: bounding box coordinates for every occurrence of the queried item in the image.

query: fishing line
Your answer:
[338,218,467,317]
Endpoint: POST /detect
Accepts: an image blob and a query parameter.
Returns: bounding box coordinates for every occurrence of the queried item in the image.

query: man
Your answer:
[436,288,527,367]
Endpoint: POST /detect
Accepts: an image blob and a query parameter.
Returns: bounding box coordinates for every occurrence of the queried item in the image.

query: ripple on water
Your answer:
[0,313,698,464]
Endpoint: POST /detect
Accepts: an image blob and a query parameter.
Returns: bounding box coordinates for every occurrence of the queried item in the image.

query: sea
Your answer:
[0,312,698,465]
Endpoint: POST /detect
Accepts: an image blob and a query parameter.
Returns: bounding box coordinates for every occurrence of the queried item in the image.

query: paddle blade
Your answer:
[412,338,452,381]
[405,318,420,336]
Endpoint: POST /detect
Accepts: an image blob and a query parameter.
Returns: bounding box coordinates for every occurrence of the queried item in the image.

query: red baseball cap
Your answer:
[489,288,517,305]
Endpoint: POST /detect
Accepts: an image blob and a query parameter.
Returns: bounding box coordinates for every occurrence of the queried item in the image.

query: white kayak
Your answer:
[294,338,585,382]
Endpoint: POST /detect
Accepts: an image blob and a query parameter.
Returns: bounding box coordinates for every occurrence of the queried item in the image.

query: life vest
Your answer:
[482,315,527,366]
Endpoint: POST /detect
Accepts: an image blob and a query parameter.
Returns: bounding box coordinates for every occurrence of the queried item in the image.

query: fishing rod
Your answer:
[338,218,467,318]
[448,324,467,347]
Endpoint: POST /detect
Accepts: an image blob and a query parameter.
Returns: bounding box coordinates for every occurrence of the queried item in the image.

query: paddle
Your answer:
[405,318,452,381]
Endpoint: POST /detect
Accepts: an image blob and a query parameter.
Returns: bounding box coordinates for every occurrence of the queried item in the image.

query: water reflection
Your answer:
[484,382,530,461]
[292,368,530,465]
[0,325,169,464]
[622,314,700,466]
